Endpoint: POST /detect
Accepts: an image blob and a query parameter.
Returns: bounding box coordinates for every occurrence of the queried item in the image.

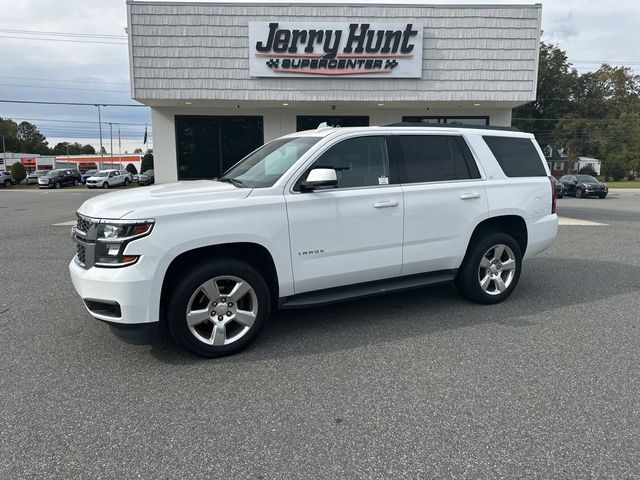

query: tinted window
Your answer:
[399,135,455,183]
[311,136,389,188]
[483,136,546,177]
[450,136,481,179]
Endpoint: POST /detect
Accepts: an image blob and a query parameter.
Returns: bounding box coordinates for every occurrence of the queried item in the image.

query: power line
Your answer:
[0,99,146,107]
[0,83,129,94]
[6,116,148,126]
[0,28,126,39]
[0,75,129,86]
[0,35,127,45]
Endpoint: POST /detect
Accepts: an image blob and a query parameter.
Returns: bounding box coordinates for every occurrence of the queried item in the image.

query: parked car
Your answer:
[1,170,16,187]
[555,179,564,199]
[137,169,154,186]
[37,169,81,189]
[558,174,608,199]
[26,170,49,185]
[70,124,558,358]
[85,169,131,189]
[81,169,98,184]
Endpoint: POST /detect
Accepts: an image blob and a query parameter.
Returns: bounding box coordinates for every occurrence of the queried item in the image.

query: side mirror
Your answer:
[300,168,337,192]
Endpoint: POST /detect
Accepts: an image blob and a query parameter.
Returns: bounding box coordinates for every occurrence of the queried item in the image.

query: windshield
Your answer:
[33,170,46,175]
[93,171,109,177]
[45,171,60,177]
[222,137,321,188]
[85,170,97,175]
[142,169,154,176]
[576,175,598,183]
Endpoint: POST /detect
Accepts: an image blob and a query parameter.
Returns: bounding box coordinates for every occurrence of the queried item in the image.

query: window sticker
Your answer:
[378,176,389,185]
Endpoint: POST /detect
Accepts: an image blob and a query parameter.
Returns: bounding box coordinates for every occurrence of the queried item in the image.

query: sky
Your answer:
[0,0,639,154]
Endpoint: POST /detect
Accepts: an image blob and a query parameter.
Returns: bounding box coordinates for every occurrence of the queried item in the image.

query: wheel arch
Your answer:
[467,215,528,256]
[160,242,280,318]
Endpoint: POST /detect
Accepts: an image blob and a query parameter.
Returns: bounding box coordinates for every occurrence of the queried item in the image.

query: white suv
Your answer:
[69,124,558,357]
[85,169,131,189]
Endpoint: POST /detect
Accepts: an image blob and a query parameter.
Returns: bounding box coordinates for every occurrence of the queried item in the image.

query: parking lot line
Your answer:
[52,220,76,226]
[558,217,608,226]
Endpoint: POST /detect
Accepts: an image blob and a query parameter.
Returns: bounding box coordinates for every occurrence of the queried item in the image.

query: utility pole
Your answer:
[1,135,5,169]
[96,104,104,170]
[117,124,122,162]
[109,123,114,167]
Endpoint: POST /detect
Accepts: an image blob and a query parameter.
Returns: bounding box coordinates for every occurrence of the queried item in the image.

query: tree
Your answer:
[125,163,138,175]
[0,117,19,152]
[578,165,597,176]
[80,144,96,154]
[10,162,26,183]
[133,148,143,154]
[16,121,49,154]
[140,153,154,173]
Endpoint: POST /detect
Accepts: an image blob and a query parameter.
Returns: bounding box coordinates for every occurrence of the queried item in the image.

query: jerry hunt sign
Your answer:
[248,22,423,78]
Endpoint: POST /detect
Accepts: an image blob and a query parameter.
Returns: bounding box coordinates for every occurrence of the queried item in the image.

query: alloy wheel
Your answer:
[185,275,258,346]
[478,244,517,296]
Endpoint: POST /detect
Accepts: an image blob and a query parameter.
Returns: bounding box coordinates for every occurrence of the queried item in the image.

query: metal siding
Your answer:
[128,2,541,103]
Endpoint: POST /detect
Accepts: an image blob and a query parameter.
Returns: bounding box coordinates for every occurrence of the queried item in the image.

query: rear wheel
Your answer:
[73,179,79,186]
[124,178,130,186]
[3,179,10,187]
[167,258,270,357]
[54,182,61,189]
[455,232,522,304]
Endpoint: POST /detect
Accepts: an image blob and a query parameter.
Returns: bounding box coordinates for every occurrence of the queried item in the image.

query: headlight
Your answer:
[94,220,154,267]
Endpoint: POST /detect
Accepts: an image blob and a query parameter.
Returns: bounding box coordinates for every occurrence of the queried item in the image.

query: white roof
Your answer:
[284,125,534,139]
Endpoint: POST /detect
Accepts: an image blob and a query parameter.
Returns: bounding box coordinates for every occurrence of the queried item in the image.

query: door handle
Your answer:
[459,192,481,200]
[373,200,399,208]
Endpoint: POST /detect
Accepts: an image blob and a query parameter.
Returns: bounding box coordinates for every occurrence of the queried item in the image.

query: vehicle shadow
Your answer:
[149,257,640,364]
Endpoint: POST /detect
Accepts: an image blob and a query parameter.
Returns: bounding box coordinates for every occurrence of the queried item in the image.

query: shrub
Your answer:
[602,159,626,181]
[141,153,154,173]
[10,162,26,183]
[578,165,597,177]
[125,163,138,175]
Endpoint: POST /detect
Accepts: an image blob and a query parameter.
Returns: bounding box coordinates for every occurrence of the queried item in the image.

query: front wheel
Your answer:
[575,188,583,198]
[599,194,607,199]
[102,182,109,189]
[54,182,61,189]
[167,259,270,357]
[455,232,522,305]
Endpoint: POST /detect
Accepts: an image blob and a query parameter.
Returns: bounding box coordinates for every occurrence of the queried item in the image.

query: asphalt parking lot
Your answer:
[1,188,639,479]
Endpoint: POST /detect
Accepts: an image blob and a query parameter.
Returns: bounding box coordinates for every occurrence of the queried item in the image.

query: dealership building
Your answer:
[126,1,542,183]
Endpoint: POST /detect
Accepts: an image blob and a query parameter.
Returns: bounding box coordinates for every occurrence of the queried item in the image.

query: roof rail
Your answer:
[383,122,520,132]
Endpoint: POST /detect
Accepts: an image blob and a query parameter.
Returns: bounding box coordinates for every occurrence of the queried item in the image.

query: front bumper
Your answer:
[582,189,607,196]
[69,258,157,325]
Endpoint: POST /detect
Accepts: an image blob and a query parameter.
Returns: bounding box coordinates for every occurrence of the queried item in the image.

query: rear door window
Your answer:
[398,135,478,183]
[483,136,547,177]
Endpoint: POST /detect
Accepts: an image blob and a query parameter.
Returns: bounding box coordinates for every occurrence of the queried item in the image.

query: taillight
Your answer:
[548,175,557,214]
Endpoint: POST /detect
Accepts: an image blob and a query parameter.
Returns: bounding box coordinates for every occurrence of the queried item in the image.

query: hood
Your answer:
[580,181,604,186]
[77,180,252,219]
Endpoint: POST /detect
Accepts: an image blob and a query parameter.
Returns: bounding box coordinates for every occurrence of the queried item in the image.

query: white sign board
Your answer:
[249,22,423,78]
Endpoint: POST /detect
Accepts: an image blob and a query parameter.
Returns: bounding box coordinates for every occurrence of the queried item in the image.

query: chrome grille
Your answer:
[76,244,86,265]
[76,214,92,234]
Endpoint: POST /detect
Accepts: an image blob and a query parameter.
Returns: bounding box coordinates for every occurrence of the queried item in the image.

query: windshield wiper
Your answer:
[219,176,244,187]
[219,176,246,188]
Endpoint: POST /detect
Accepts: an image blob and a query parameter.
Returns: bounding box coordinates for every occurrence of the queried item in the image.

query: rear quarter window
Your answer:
[483,136,547,177]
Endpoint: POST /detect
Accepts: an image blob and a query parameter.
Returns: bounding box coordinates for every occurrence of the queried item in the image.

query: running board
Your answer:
[279,269,457,309]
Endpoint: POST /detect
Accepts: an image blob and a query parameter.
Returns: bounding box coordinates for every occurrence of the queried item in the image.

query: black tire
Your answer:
[557,192,563,199]
[455,232,523,305]
[599,194,607,199]
[575,187,583,198]
[166,258,271,357]
[102,182,109,189]
[124,178,130,186]
[54,182,61,189]
[3,179,10,187]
